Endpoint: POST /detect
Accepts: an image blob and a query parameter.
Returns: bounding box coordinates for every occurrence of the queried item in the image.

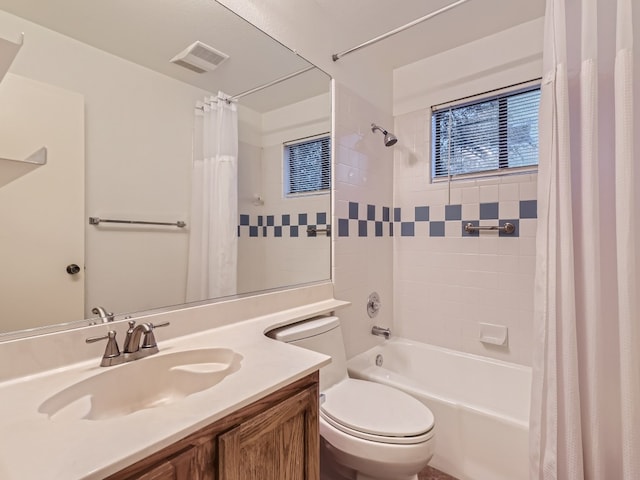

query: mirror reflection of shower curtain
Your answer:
[186,93,238,302]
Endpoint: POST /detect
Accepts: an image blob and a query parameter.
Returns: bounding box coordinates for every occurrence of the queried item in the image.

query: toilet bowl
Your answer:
[268,316,435,480]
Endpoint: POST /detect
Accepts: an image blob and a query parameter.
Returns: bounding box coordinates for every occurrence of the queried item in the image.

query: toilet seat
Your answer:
[321,378,435,445]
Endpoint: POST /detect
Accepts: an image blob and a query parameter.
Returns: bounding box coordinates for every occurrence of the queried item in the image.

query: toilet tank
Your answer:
[268,316,348,390]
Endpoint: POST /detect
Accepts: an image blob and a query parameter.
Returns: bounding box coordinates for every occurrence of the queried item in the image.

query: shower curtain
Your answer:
[186,93,238,302]
[530,0,639,479]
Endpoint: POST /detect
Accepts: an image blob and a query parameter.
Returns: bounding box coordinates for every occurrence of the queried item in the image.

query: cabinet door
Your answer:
[134,448,194,480]
[218,385,319,480]
[130,439,215,480]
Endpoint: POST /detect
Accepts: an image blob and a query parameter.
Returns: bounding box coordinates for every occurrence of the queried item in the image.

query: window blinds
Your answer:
[432,86,540,179]
[284,135,331,195]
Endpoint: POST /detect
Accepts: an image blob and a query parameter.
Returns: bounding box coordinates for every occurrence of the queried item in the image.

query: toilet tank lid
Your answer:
[268,316,340,343]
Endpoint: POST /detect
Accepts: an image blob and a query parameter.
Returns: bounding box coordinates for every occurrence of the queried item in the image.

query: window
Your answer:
[432,85,540,180]
[284,134,331,196]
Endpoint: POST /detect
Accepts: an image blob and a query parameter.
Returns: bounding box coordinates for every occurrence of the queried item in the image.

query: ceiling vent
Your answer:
[170,41,229,74]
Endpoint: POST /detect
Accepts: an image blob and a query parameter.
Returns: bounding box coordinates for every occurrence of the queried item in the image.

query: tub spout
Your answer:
[371,326,391,339]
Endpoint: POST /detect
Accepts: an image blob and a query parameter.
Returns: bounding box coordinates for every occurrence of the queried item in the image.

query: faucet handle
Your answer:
[122,320,137,353]
[141,322,170,350]
[86,330,124,367]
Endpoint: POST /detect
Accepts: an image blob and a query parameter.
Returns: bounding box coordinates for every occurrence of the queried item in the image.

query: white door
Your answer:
[0,73,84,333]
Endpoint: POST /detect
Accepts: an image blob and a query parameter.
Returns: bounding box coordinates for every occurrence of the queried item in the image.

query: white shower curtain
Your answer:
[186,93,238,302]
[531,0,639,479]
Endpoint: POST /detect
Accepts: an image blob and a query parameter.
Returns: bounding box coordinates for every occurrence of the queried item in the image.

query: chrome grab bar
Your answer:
[464,222,515,234]
[306,225,331,236]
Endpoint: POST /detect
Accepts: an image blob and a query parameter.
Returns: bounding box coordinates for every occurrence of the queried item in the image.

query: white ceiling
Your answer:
[0,0,329,112]
[0,0,545,111]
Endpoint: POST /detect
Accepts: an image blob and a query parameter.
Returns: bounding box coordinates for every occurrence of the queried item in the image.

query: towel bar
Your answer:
[89,217,186,228]
[464,222,514,234]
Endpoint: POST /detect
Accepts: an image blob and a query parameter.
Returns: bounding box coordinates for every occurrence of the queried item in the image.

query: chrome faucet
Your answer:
[91,306,114,323]
[123,321,151,353]
[86,320,170,367]
[123,320,169,358]
[371,325,391,339]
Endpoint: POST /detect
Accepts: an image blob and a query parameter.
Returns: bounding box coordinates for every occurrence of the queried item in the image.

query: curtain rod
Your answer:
[332,0,472,62]
[230,65,315,101]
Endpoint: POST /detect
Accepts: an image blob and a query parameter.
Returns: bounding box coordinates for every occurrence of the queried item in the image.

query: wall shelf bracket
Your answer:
[0,147,48,188]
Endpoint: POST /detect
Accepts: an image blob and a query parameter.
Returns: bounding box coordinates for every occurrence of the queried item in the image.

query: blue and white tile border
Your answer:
[238,212,330,238]
[337,200,537,238]
[238,200,537,239]
[338,203,394,238]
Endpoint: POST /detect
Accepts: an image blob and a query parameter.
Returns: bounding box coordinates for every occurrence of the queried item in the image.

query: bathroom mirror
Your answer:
[0,0,331,338]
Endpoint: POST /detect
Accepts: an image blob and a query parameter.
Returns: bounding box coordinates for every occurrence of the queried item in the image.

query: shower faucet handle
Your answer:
[367,292,381,318]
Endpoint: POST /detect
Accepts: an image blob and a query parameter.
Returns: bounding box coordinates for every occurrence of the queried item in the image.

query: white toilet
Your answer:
[269,316,435,480]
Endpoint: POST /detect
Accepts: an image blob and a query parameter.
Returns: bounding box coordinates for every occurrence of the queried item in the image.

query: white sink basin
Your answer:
[38,348,242,421]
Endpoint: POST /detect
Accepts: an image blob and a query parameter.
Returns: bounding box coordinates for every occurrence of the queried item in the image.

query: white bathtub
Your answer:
[347,338,531,480]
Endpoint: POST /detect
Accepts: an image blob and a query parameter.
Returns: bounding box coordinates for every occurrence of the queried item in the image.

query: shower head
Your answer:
[371,123,398,147]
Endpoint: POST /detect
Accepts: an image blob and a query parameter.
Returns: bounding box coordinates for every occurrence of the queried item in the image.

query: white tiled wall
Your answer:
[237,93,332,294]
[392,18,544,366]
[333,81,395,359]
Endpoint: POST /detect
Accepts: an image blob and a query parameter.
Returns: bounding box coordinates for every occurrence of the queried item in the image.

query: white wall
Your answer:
[392,19,544,366]
[333,82,395,358]
[237,137,267,293]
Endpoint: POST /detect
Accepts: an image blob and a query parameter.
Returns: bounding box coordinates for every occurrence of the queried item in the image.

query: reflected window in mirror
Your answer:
[284,134,331,197]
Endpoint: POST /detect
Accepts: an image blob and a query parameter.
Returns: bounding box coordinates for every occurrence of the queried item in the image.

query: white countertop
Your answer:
[0,302,344,479]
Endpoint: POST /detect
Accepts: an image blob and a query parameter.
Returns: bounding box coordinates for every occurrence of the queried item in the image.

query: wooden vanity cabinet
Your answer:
[107,372,319,480]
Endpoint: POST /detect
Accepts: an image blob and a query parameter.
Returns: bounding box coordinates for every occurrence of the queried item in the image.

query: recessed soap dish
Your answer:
[479,322,508,346]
